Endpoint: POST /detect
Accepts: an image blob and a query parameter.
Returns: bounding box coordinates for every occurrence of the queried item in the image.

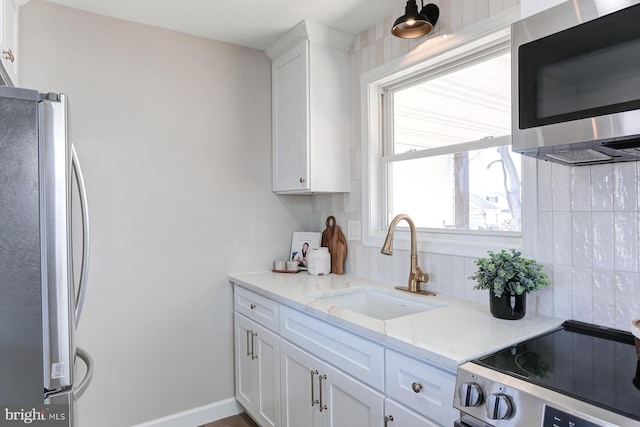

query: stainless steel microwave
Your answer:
[512,0,640,165]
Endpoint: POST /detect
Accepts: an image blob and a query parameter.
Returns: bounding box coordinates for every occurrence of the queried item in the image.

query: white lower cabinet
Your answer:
[233,285,457,427]
[280,340,384,427]
[234,313,280,427]
[384,399,440,427]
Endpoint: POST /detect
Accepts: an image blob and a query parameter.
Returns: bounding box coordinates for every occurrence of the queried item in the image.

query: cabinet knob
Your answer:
[3,49,15,63]
[250,303,256,310]
[299,177,305,183]
[411,382,423,393]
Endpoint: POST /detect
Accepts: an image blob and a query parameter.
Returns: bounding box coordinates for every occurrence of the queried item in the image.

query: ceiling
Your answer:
[45,0,401,51]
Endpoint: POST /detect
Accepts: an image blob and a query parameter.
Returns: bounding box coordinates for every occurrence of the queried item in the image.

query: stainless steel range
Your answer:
[453,321,640,427]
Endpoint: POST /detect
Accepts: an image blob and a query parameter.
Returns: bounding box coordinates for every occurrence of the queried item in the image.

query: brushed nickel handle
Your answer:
[412,382,423,393]
[251,331,258,360]
[384,415,394,427]
[319,374,328,412]
[250,303,256,310]
[3,49,14,63]
[299,177,305,183]
[310,370,319,407]
[246,329,251,357]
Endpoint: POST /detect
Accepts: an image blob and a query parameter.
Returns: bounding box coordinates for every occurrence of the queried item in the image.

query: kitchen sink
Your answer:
[309,286,445,320]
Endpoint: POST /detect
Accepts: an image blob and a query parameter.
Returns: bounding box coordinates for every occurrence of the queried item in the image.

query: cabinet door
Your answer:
[272,41,309,192]
[280,340,322,427]
[234,313,280,427]
[321,362,384,427]
[0,0,18,85]
[254,323,280,427]
[235,313,257,412]
[384,399,440,427]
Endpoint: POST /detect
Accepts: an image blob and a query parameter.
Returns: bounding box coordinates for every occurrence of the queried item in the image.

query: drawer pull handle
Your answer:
[412,382,423,393]
[319,374,328,412]
[310,370,319,407]
[251,332,258,360]
[250,303,256,310]
[384,415,394,427]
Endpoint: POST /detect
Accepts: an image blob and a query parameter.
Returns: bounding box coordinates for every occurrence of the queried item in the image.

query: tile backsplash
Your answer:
[312,0,640,332]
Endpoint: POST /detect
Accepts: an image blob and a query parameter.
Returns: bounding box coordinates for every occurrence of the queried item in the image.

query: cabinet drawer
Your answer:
[280,306,384,390]
[234,286,279,333]
[385,398,440,427]
[385,349,457,427]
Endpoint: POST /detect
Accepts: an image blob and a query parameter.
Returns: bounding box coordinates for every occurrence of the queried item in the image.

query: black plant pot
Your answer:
[490,292,526,320]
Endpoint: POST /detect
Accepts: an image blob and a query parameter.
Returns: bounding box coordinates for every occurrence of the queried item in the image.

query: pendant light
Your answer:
[391,1,440,39]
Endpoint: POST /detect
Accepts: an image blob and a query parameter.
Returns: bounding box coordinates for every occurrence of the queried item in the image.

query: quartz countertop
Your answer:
[228,271,563,372]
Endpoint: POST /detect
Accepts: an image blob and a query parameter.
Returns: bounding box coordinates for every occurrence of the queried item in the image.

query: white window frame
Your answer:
[361,9,538,258]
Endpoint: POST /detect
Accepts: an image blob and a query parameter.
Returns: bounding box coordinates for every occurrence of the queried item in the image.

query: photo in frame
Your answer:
[290,232,322,270]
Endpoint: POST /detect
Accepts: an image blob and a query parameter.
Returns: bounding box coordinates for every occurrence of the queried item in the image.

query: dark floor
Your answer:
[201,412,259,427]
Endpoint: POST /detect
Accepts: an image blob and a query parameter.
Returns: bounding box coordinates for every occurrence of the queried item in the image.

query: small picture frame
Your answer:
[290,232,322,270]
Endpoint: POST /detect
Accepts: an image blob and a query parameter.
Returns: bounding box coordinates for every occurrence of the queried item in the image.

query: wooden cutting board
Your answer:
[321,216,347,275]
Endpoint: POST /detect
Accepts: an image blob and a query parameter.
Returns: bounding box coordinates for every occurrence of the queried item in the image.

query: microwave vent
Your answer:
[545,149,613,165]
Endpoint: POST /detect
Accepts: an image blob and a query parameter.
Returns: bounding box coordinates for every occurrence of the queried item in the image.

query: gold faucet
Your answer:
[381,214,435,296]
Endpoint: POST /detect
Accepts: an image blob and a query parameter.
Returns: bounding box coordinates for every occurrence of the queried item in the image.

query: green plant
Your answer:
[469,249,551,297]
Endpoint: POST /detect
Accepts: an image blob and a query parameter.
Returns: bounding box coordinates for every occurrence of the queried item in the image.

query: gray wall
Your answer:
[19,1,312,425]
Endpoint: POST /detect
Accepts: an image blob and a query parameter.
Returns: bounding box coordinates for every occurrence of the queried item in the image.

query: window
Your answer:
[362,18,535,257]
[384,50,520,232]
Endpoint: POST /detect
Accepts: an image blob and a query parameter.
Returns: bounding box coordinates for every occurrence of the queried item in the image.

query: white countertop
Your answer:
[228,271,563,371]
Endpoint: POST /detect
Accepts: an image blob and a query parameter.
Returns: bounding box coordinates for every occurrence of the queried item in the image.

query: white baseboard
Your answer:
[131,397,243,427]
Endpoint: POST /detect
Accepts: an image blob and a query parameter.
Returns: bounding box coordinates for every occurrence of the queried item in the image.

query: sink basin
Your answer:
[309,286,445,320]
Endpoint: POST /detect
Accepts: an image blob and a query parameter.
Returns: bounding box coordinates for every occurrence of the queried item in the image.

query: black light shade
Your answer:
[391,1,440,39]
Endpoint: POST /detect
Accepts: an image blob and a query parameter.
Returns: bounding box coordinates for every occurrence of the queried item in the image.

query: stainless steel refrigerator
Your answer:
[0,86,93,427]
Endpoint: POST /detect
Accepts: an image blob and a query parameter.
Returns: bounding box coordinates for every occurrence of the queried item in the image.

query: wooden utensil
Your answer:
[321,216,347,275]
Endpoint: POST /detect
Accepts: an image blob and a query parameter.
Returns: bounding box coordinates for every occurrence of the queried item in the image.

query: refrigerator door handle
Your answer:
[74,346,93,400]
[72,144,90,327]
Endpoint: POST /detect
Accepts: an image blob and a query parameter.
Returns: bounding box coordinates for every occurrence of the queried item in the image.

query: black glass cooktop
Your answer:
[474,320,640,421]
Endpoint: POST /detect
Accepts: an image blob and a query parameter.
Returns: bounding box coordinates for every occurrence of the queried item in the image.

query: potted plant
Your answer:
[469,249,551,320]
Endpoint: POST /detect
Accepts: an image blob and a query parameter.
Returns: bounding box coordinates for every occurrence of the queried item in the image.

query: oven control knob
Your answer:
[485,393,513,420]
[458,382,483,407]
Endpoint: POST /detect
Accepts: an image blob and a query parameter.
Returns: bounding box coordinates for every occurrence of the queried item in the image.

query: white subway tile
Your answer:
[552,265,573,320]
[591,163,614,211]
[551,163,571,211]
[614,212,638,272]
[592,269,616,328]
[614,162,637,211]
[592,212,615,270]
[535,264,554,317]
[571,166,591,211]
[571,267,593,323]
[571,212,592,268]
[537,160,553,211]
[537,212,553,264]
[552,212,572,265]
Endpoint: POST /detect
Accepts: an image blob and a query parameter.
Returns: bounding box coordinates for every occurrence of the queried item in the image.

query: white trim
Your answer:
[265,20,354,60]
[130,398,243,427]
[361,7,530,258]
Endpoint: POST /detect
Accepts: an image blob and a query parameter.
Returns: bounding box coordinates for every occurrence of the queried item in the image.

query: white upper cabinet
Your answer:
[267,21,352,194]
[0,0,19,85]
